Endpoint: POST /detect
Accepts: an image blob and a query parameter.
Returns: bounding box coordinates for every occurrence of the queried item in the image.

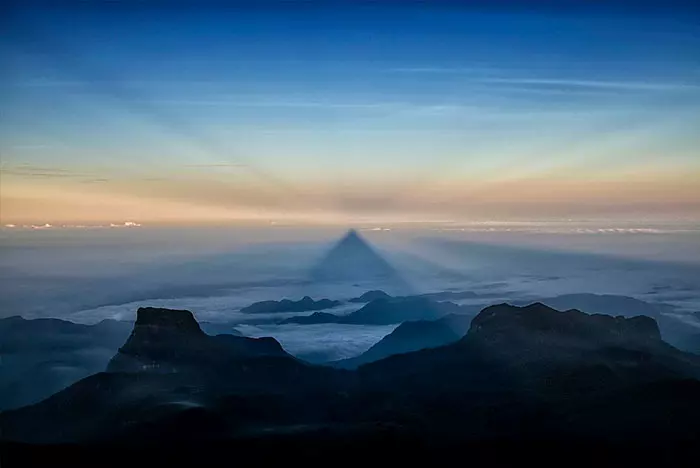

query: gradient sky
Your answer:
[1,1,699,225]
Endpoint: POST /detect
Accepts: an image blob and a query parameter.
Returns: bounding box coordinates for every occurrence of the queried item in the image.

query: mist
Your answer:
[2,223,699,331]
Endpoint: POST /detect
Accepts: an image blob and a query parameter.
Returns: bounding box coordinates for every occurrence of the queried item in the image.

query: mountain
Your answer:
[468,302,662,347]
[360,302,700,393]
[282,296,467,325]
[0,314,244,411]
[531,293,665,318]
[329,296,472,324]
[240,296,340,314]
[333,317,463,369]
[332,298,685,370]
[532,293,700,353]
[309,230,409,290]
[0,316,132,410]
[108,307,292,373]
[349,289,484,303]
[1,307,347,444]
[332,312,475,369]
[3,302,700,457]
[348,289,391,303]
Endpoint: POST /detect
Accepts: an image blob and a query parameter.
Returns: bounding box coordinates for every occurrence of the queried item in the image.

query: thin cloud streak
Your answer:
[387,68,700,92]
[183,163,248,168]
[477,77,700,92]
[0,165,94,179]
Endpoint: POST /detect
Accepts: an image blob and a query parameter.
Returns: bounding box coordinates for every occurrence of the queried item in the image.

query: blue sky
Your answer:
[1,1,699,224]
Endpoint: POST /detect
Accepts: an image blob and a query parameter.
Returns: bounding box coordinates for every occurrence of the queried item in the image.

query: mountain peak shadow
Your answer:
[309,229,411,291]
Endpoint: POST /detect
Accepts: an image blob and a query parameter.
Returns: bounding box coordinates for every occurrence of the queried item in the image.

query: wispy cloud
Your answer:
[386,68,700,93]
[0,164,107,182]
[387,66,499,74]
[8,145,55,151]
[17,79,91,88]
[152,99,407,110]
[79,178,112,184]
[183,163,248,168]
[476,77,700,92]
[0,165,87,179]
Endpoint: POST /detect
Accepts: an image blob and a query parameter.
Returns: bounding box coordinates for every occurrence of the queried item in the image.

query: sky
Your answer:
[1,1,699,226]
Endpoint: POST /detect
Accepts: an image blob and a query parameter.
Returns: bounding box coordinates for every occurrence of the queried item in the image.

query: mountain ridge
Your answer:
[4,301,699,447]
[240,296,340,314]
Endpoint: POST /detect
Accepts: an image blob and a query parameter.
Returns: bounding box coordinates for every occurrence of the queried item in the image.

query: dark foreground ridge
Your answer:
[2,303,700,463]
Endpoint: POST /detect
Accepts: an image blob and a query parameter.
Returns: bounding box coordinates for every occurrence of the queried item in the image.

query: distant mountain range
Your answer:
[283,296,475,325]
[240,296,340,314]
[526,293,700,353]
[3,302,699,459]
[347,289,482,303]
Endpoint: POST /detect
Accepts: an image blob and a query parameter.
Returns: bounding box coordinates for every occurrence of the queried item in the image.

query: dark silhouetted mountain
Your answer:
[333,296,466,324]
[333,317,463,369]
[0,316,132,410]
[240,296,340,314]
[531,293,700,353]
[0,314,244,411]
[468,302,661,346]
[348,290,391,303]
[1,307,348,444]
[331,299,679,370]
[531,293,665,318]
[107,307,290,373]
[282,296,466,325]
[360,303,699,394]
[309,230,409,290]
[3,303,700,454]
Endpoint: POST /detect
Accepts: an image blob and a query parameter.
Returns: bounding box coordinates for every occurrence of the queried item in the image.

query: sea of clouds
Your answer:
[2,224,700,360]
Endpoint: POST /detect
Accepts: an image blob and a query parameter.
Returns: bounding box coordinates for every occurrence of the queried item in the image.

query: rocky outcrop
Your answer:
[107,307,288,373]
[361,302,696,396]
[468,302,662,348]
